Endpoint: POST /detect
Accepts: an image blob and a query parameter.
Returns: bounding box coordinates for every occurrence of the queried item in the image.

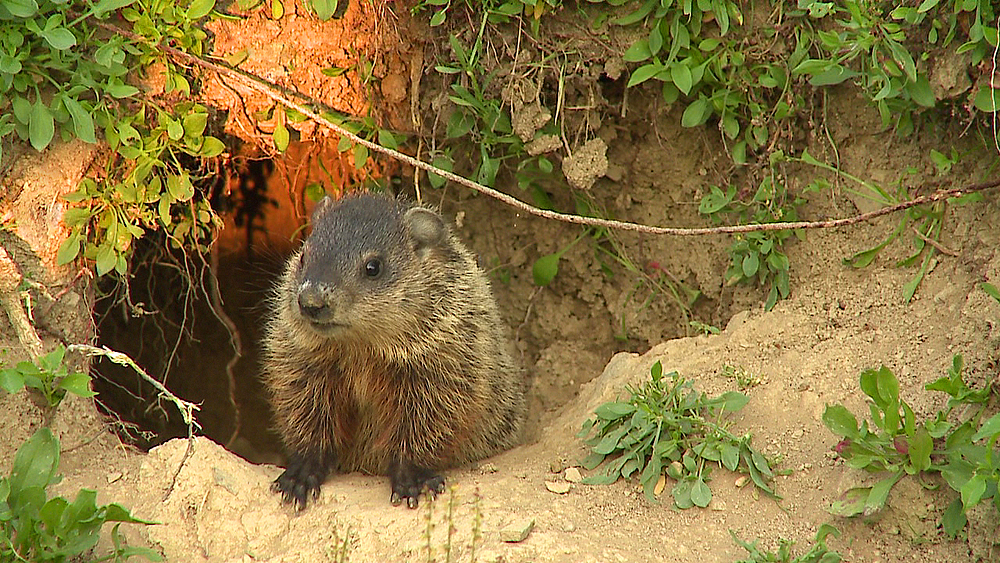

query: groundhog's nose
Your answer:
[297,284,330,322]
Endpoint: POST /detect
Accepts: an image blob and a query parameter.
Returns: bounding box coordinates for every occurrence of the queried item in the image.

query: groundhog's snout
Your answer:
[296,282,335,324]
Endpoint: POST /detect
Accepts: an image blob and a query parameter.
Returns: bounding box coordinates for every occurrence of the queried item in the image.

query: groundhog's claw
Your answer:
[389,460,446,508]
[273,453,329,510]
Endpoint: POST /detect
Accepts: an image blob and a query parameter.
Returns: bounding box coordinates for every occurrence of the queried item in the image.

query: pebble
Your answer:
[500,518,535,542]
[564,467,583,483]
[735,476,750,488]
[545,481,571,494]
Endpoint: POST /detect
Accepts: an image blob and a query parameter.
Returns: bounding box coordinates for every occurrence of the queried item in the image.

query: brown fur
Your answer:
[261,193,526,508]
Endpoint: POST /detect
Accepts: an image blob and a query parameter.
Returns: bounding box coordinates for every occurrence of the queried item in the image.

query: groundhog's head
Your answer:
[288,194,454,344]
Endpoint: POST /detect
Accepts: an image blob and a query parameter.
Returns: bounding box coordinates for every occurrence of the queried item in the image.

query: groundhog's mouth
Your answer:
[304,319,349,334]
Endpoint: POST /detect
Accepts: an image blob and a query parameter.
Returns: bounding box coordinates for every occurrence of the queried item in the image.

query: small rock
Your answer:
[549,458,566,473]
[545,481,571,494]
[562,520,576,533]
[500,518,535,543]
[735,476,750,488]
[107,471,123,484]
[479,462,498,474]
[564,467,582,483]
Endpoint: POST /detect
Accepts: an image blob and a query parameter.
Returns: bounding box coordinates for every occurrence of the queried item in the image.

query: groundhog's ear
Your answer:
[311,195,335,219]
[403,207,446,256]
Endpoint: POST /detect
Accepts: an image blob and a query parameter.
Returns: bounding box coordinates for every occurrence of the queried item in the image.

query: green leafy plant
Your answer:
[0,427,160,562]
[0,345,94,410]
[731,523,843,563]
[578,361,778,507]
[822,355,999,536]
[699,156,806,310]
[1,0,226,278]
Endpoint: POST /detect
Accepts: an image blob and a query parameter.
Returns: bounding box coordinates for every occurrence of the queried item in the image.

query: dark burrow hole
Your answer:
[91,157,296,465]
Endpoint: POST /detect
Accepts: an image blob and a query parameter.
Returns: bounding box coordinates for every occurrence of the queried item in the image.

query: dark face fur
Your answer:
[289,194,446,339]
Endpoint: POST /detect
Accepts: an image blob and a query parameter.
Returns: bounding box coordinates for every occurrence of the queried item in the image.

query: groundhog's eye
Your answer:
[364,258,382,278]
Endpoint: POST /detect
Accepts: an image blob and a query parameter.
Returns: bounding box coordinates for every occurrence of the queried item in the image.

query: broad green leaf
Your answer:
[690,477,712,507]
[627,62,665,88]
[622,39,652,63]
[199,136,225,157]
[681,98,711,127]
[670,63,692,95]
[822,404,859,439]
[42,27,76,50]
[377,129,398,150]
[0,368,25,393]
[960,473,987,509]
[9,428,60,504]
[828,487,867,517]
[95,244,117,276]
[532,253,560,286]
[941,497,967,537]
[29,99,55,151]
[864,471,903,515]
[273,122,290,152]
[974,87,1000,112]
[908,428,932,472]
[593,402,635,420]
[63,97,96,143]
[57,373,96,398]
[741,252,759,278]
[56,229,82,265]
[2,0,38,18]
[187,0,215,19]
[972,412,1000,441]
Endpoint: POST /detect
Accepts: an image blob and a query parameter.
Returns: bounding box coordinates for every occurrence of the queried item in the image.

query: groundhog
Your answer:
[261,193,527,509]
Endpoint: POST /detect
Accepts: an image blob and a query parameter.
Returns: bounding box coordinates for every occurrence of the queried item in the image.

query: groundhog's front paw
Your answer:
[389,459,445,509]
[272,452,329,510]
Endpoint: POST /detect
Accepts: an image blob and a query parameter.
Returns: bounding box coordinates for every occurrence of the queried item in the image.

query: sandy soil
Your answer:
[2,3,999,563]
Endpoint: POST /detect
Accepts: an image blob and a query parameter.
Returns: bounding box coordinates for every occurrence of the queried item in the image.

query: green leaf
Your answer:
[972,412,1000,441]
[0,368,26,393]
[822,405,859,439]
[864,472,903,515]
[199,136,225,157]
[593,402,635,420]
[56,230,82,265]
[907,75,935,107]
[681,98,711,127]
[908,428,932,472]
[9,428,60,504]
[828,487,868,517]
[61,97,97,144]
[690,477,712,507]
[29,99,55,151]
[941,497,967,537]
[627,62,665,88]
[273,122,290,152]
[377,129,398,150]
[718,391,748,412]
[960,473,987,509]
[42,27,77,50]
[533,253,560,286]
[875,365,900,405]
[353,144,368,169]
[187,0,215,19]
[622,39,652,63]
[741,252,759,278]
[671,63,692,95]
[95,244,117,276]
[974,87,1000,112]
[429,8,445,26]
[57,373,96,398]
[1,0,39,17]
